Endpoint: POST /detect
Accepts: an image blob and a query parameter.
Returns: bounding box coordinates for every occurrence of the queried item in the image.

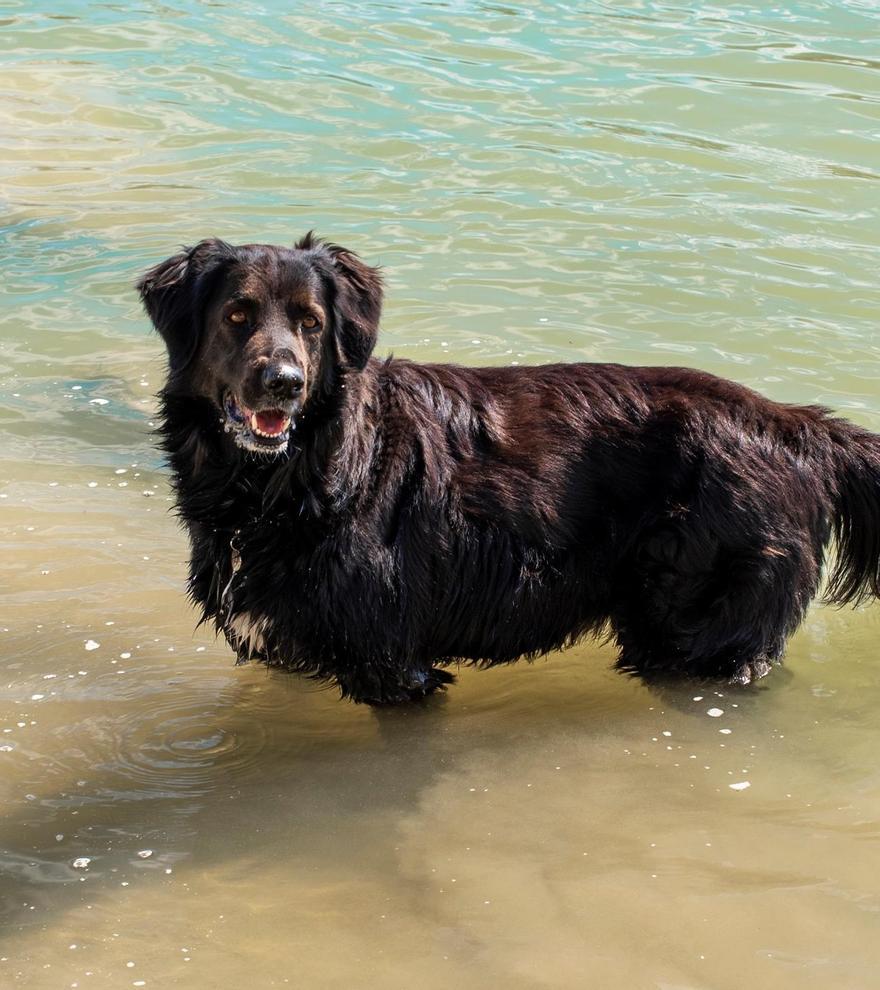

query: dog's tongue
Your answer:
[252,409,289,436]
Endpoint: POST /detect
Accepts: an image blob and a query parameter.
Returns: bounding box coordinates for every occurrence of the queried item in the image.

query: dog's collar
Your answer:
[219,528,242,616]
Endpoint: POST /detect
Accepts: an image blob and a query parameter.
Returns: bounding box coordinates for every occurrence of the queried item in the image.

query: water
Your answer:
[2,2,880,986]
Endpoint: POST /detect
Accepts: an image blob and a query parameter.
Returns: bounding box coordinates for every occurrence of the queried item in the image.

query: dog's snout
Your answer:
[262,362,304,397]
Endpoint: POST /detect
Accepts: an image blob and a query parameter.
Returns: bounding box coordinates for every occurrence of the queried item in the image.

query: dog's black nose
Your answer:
[262,363,304,397]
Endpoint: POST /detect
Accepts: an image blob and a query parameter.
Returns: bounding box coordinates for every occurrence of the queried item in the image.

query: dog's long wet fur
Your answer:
[139,235,880,704]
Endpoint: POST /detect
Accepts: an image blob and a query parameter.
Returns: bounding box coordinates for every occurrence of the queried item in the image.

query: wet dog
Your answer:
[138,235,880,703]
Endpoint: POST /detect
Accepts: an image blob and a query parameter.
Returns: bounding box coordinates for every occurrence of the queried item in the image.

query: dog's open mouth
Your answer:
[222,392,294,454]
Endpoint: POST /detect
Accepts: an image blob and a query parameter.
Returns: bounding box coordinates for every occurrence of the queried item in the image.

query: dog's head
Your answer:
[138,234,382,455]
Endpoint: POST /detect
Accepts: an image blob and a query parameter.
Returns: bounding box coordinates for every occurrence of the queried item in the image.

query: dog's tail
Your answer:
[825,420,880,606]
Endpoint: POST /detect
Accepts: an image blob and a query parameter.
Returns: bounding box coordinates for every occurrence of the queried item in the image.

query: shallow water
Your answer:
[2,2,880,987]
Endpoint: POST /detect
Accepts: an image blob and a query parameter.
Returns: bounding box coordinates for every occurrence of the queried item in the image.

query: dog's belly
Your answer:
[427,561,605,665]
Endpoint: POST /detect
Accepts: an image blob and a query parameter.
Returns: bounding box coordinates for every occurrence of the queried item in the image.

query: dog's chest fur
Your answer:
[223,610,271,659]
[209,517,296,661]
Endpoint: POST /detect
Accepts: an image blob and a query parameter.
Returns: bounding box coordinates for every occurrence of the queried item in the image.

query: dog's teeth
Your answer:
[249,412,291,439]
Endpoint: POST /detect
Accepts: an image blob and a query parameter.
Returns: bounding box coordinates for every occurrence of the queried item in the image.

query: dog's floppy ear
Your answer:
[299,235,383,370]
[137,239,233,374]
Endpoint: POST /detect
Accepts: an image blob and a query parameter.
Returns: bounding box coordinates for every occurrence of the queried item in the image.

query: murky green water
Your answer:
[2,2,880,987]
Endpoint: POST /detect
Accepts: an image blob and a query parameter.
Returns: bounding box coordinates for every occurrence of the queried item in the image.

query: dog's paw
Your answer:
[406,666,456,699]
[729,656,774,686]
[357,666,456,705]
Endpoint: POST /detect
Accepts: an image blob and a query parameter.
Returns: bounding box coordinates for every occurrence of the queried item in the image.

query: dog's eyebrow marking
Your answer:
[286,289,317,310]
[287,300,325,328]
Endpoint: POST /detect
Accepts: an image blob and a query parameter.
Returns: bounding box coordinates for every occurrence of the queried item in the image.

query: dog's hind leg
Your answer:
[610,523,819,684]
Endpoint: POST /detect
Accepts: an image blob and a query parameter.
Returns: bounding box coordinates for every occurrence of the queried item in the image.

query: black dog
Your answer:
[138,235,880,704]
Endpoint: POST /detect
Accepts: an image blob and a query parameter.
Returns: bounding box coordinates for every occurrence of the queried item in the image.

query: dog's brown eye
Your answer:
[301,315,320,331]
[228,310,248,325]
